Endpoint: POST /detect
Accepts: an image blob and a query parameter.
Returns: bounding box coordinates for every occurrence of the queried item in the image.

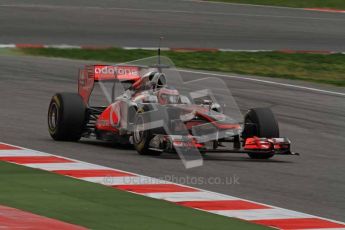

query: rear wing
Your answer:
[78,65,141,104]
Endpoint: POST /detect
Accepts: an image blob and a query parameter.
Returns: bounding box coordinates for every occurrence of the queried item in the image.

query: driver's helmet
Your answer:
[142,71,157,80]
[143,71,166,89]
[157,87,180,104]
[151,72,167,89]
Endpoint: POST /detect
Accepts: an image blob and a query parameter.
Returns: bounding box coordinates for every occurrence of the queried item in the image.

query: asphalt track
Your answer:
[0,54,344,222]
[0,0,345,51]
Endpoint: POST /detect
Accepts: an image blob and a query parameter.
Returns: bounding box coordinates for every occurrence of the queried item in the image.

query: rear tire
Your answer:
[243,108,279,159]
[48,93,86,141]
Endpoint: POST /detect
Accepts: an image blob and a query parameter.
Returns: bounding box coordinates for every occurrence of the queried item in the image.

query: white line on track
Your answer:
[0,44,15,48]
[179,69,345,97]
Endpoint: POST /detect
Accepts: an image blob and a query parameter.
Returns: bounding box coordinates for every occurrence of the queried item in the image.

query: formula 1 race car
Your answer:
[48,55,298,166]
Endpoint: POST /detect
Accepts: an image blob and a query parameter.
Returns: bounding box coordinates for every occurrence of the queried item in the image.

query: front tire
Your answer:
[133,113,161,156]
[243,108,279,159]
[48,93,86,141]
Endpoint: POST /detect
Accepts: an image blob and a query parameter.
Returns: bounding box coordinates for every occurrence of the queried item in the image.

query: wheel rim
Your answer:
[133,116,144,143]
[48,102,59,131]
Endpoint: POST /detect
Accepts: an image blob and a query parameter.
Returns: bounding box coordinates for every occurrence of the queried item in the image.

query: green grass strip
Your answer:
[0,161,269,230]
[205,0,345,9]
[18,47,345,87]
